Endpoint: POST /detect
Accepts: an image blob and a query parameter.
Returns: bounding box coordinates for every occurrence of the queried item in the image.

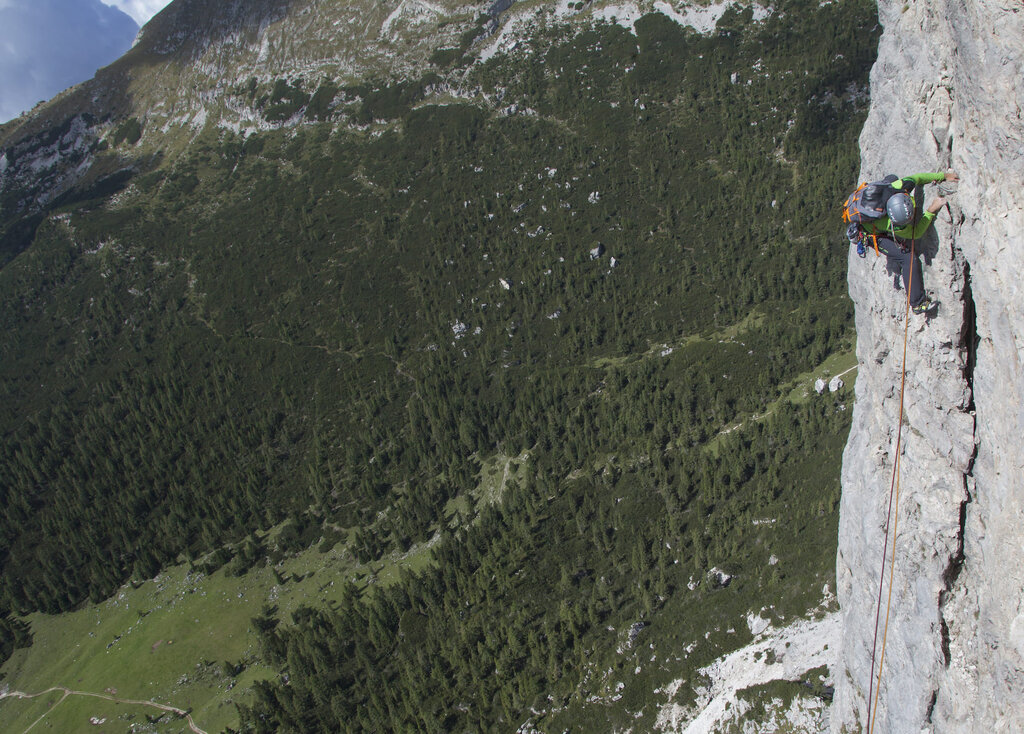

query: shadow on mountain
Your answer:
[1,0,297,143]
[0,0,295,255]
[128,0,297,61]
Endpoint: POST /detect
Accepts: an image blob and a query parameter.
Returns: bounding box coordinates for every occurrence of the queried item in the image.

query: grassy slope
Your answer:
[0,450,532,733]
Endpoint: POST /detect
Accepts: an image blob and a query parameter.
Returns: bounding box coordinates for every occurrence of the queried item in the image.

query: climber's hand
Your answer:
[943,170,959,183]
[927,197,947,214]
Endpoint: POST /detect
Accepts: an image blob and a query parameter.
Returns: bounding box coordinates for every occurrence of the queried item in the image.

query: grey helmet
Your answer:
[886,192,914,227]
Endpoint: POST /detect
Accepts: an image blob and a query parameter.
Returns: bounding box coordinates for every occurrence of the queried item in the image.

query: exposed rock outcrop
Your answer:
[0,0,482,222]
[834,1,1024,731]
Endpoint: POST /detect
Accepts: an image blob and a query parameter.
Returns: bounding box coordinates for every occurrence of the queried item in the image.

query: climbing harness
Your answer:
[847,223,882,258]
[864,233,916,734]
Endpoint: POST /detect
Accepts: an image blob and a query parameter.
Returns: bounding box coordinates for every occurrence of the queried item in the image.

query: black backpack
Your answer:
[842,174,900,224]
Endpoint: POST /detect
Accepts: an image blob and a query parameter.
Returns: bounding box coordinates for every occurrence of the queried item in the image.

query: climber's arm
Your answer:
[900,210,937,239]
[894,172,947,189]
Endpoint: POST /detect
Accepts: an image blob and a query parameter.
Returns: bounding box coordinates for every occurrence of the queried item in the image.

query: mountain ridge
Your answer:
[1,1,788,222]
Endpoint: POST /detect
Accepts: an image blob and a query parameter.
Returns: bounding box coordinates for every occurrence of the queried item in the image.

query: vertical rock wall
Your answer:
[833,1,1024,731]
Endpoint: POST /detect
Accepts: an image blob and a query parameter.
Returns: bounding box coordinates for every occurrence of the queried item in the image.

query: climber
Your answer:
[844,171,958,314]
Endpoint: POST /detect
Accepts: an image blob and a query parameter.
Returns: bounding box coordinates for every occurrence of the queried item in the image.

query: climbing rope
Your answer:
[865,233,916,734]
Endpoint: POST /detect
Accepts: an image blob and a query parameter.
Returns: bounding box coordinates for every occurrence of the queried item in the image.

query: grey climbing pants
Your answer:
[875,236,925,307]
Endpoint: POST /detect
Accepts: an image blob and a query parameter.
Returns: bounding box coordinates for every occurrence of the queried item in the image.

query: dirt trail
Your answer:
[0,686,208,734]
[833,363,859,380]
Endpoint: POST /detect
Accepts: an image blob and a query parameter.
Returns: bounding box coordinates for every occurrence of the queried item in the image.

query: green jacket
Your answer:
[862,172,945,240]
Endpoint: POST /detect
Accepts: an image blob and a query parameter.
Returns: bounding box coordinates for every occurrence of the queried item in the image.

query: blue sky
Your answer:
[0,0,173,122]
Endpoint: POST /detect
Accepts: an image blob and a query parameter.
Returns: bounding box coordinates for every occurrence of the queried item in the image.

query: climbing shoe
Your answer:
[912,296,937,315]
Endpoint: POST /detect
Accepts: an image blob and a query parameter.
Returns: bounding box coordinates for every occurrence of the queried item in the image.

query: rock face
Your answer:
[833,1,1024,731]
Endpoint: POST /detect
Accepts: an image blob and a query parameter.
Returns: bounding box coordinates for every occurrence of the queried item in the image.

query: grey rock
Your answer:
[708,567,732,588]
[833,1,1024,731]
[815,378,827,395]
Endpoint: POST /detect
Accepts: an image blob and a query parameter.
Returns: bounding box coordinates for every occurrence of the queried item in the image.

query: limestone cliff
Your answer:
[834,1,1024,731]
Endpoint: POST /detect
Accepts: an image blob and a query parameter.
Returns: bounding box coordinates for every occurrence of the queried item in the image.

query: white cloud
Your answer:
[101,0,173,27]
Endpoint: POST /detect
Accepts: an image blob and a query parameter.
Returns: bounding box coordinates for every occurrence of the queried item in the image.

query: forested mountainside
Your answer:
[0,1,876,731]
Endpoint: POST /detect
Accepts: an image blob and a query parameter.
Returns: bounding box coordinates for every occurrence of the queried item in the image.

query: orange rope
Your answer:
[865,235,915,734]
